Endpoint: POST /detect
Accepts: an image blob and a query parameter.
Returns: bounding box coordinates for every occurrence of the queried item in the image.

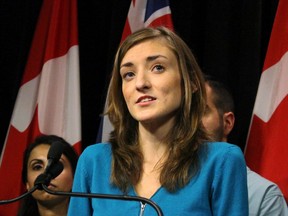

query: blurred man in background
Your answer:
[202,75,288,215]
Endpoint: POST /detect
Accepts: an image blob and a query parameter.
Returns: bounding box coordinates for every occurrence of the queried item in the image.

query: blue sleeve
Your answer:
[211,145,249,216]
[68,148,93,216]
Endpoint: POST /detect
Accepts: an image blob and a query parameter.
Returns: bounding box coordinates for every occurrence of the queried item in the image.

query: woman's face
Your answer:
[26,144,74,203]
[120,39,182,127]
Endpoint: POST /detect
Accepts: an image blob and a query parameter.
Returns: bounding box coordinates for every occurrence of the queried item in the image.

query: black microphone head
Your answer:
[45,141,64,174]
[49,161,64,179]
[34,161,64,189]
[48,141,64,161]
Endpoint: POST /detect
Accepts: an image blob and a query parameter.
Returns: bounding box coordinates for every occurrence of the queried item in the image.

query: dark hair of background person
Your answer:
[204,74,234,114]
[17,134,79,216]
[204,74,236,142]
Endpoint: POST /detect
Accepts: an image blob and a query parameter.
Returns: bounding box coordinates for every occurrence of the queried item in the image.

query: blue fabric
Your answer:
[68,142,248,216]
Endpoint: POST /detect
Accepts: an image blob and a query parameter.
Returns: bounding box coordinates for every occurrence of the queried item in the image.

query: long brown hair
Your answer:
[106,27,209,193]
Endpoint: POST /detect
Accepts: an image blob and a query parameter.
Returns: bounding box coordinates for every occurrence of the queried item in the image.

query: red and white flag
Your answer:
[0,0,81,214]
[99,0,174,142]
[245,0,288,203]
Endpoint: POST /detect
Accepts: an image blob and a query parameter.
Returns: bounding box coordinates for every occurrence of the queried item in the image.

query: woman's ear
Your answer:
[223,111,235,138]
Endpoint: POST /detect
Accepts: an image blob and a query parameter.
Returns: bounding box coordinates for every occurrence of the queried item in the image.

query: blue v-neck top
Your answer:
[68,142,248,216]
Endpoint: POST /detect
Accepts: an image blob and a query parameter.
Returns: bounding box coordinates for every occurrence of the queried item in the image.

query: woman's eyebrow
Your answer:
[146,55,167,62]
[120,62,134,69]
[28,159,43,165]
[120,55,168,69]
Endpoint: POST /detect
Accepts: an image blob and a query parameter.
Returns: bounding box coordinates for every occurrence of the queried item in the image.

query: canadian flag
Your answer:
[245,0,288,203]
[0,0,81,214]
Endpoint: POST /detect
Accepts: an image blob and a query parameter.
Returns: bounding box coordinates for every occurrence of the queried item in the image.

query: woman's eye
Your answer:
[122,71,134,80]
[32,164,44,171]
[153,64,164,72]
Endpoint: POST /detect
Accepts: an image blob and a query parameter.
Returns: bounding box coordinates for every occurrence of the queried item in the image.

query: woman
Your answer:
[18,135,78,216]
[68,27,248,215]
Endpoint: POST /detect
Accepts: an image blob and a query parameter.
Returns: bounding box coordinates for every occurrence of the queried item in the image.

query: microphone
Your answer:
[0,142,64,205]
[45,141,64,174]
[34,161,64,189]
[0,162,64,205]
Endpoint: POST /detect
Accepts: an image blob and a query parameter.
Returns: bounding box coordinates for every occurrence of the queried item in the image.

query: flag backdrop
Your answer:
[98,0,174,143]
[245,0,288,203]
[0,0,81,214]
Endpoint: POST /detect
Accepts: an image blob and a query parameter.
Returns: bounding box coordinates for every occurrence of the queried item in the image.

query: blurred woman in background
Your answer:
[18,135,78,216]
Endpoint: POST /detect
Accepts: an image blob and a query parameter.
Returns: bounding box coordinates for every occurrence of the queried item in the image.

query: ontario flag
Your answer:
[0,0,81,214]
[98,0,174,143]
[245,0,288,203]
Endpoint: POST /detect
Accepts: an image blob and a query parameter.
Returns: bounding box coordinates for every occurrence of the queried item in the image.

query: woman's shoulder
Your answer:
[80,142,112,159]
[200,141,244,161]
[76,143,112,178]
[198,141,246,181]
[203,141,242,152]
[84,142,111,151]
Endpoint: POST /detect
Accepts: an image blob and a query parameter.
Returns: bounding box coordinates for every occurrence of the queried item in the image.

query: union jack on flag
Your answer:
[121,0,174,41]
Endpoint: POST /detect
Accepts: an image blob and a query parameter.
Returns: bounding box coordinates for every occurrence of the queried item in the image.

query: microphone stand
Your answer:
[42,184,164,216]
[0,185,38,205]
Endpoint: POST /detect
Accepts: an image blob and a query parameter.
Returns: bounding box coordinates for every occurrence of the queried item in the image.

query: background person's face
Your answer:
[26,144,74,202]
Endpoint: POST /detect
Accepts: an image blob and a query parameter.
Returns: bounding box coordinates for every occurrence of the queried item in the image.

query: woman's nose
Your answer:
[135,72,151,91]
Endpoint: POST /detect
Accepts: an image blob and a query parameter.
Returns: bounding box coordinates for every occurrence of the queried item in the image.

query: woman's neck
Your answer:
[37,198,69,216]
[138,127,170,172]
